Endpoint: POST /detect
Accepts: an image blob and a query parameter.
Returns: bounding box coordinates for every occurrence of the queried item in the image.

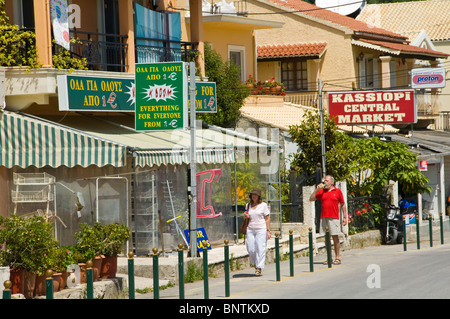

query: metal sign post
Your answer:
[189,62,198,258]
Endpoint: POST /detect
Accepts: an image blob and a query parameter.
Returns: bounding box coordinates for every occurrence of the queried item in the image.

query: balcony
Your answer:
[284,92,319,108]
[416,91,441,117]
[135,37,198,63]
[201,0,248,15]
[68,30,128,72]
[66,30,198,71]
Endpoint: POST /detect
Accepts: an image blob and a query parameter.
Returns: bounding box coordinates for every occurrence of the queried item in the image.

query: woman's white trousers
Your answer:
[246,229,267,269]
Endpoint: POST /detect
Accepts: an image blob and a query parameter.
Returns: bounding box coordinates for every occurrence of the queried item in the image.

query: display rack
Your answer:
[134,173,157,255]
[12,172,55,215]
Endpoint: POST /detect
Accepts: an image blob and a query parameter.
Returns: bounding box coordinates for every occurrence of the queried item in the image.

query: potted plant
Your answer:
[34,243,65,296]
[74,222,104,281]
[100,223,130,278]
[263,77,285,95]
[244,74,256,93]
[0,214,56,298]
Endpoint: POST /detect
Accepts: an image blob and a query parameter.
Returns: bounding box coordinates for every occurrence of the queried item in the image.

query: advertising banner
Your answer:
[183,227,211,251]
[411,68,446,89]
[188,82,217,113]
[135,62,188,131]
[328,90,416,125]
[57,75,135,111]
[50,0,70,50]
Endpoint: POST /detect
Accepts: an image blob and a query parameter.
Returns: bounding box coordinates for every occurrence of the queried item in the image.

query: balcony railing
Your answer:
[135,37,198,64]
[416,91,441,116]
[202,0,248,15]
[69,30,128,72]
[284,92,319,108]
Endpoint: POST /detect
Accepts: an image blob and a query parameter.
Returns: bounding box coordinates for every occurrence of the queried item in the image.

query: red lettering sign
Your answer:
[196,169,222,218]
[327,90,416,125]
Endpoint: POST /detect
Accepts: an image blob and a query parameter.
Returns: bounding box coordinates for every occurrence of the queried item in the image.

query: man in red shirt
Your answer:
[310,175,348,264]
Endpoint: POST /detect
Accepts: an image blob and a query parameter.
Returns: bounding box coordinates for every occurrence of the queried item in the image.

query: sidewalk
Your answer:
[28,230,380,299]
[117,234,310,285]
[115,230,381,295]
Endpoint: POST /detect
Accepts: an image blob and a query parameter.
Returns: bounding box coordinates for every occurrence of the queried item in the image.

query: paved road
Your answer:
[138,241,450,300]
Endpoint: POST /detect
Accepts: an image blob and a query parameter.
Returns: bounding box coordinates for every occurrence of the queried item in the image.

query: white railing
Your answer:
[416,92,441,116]
[284,92,319,108]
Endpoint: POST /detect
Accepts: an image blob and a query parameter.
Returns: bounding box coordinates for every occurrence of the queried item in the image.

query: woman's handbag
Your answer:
[240,203,249,235]
[240,217,249,235]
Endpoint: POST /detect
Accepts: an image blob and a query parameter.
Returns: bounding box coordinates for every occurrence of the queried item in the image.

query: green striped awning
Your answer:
[0,111,127,168]
[133,148,235,167]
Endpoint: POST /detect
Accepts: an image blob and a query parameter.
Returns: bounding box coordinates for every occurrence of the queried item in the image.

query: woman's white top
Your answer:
[247,202,270,230]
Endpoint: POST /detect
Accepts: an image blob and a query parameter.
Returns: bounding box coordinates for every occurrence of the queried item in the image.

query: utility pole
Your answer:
[318,78,326,178]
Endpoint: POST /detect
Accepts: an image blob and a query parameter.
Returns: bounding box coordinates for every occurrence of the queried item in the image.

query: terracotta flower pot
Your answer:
[100,256,118,279]
[92,256,103,281]
[78,263,87,284]
[59,271,68,291]
[9,269,25,295]
[23,271,36,299]
[52,273,61,292]
[35,272,61,296]
[34,274,46,296]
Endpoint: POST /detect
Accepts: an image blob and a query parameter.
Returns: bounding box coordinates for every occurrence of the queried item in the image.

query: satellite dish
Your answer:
[315,0,365,17]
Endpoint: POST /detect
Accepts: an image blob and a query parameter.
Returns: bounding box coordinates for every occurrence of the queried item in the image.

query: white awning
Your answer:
[0,111,127,168]
[31,114,276,168]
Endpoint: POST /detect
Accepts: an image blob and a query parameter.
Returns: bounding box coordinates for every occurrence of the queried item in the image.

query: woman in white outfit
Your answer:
[244,188,271,276]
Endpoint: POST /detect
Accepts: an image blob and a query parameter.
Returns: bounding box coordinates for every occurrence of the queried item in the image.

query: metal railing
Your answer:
[135,37,198,63]
[69,30,128,72]
[284,92,319,108]
[416,91,441,116]
[203,0,248,15]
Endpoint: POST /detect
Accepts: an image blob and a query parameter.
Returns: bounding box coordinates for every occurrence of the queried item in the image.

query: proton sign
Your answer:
[411,68,446,89]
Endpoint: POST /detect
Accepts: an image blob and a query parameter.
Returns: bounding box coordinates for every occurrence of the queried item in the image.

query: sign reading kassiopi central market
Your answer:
[328,90,416,125]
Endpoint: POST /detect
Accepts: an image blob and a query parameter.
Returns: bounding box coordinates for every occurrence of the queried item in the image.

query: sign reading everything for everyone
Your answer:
[188,82,217,113]
[328,89,416,125]
[135,62,188,131]
[57,75,135,112]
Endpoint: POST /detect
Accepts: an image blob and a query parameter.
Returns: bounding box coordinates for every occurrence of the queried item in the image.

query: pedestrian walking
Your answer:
[309,175,347,265]
[244,188,271,276]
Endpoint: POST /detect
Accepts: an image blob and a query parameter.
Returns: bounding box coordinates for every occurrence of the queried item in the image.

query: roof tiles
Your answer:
[265,0,408,41]
[257,42,327,59]
[357,1,450,41]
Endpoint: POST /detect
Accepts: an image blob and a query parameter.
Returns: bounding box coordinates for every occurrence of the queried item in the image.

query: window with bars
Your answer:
[281,60,308,91]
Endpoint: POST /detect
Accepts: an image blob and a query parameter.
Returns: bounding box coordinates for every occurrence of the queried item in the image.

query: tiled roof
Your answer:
[240,100,399,134]
[355,38,449,58]
[257,42,327,59]
[356,1,450,41]
[264,0,407,41]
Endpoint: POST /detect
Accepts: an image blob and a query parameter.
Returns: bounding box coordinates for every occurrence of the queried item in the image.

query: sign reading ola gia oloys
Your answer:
[411,68,446,89]
[328,89,416,125]
[135,62,188,131]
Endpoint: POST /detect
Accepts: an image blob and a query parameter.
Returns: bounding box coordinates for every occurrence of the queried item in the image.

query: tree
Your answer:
[288,109,356,184]
[288,109,431,198]
[348,137,432,197]
[197,42,250,128]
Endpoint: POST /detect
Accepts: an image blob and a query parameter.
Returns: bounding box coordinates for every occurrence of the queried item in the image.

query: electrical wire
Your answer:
[170,0,366,16]
[170,0,450,89]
